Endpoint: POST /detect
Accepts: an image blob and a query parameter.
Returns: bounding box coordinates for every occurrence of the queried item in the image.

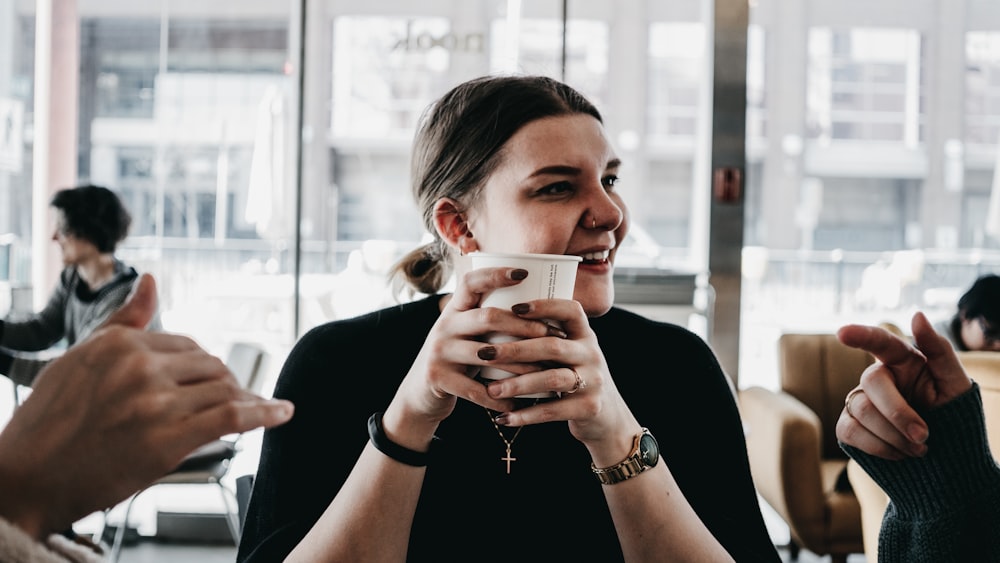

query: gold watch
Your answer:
[591,428,660,485]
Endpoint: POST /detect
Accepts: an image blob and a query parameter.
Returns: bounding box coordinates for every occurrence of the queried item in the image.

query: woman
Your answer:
[0,184,161,387]
[238,75,780,562]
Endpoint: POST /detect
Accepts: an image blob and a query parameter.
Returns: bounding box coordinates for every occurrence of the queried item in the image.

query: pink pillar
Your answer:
[31,0,78,306]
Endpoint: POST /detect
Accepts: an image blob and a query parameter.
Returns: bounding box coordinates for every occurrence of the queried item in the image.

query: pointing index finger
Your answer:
[836,322,926,374]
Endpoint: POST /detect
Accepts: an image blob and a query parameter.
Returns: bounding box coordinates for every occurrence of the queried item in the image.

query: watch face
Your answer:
[639,432,659,467]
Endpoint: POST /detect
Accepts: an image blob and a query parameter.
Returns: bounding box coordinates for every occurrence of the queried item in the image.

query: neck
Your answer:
[77,254,117,291]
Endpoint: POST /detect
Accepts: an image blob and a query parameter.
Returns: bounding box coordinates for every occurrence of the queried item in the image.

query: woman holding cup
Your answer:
[238,75,781,562]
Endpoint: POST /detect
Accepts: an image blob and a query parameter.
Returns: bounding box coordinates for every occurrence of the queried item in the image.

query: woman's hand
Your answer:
[468,283,639,463]
[836,311,973,460]
[389,267,553,421]
[384,266,637,462]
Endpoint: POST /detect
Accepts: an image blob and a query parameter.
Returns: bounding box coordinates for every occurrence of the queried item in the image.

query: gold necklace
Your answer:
[484,399,540,475]
[486,411,525,475]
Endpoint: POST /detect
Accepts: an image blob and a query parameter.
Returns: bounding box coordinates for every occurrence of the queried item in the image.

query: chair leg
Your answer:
[109,490,145,563]
[93,508,111,547]
[216,482,241,545]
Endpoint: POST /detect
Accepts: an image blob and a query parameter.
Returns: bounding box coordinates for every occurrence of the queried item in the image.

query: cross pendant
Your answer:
[501,446,515,474]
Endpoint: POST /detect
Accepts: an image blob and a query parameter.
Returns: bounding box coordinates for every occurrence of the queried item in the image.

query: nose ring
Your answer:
[591,217,597,229]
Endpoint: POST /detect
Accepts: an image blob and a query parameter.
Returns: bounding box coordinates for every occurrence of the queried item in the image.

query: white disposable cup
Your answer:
[469,252,581,398]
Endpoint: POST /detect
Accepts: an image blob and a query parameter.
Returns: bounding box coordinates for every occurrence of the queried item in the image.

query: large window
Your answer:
[2,0,721,393]
[743,0,1000,390]
[8,0,1000,400]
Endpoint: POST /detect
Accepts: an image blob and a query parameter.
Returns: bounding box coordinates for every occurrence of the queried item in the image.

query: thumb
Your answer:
[102,273,158,330]
[910,311,973,402]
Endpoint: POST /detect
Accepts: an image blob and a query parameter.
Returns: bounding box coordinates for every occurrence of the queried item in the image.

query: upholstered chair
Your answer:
[739,333,868,563]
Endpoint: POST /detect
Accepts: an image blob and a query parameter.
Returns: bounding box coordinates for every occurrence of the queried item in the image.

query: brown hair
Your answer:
[389,74,603,296]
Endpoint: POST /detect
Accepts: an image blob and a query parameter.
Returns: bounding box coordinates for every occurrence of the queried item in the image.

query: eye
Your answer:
[537,181,574,196]
[602,175,620,189]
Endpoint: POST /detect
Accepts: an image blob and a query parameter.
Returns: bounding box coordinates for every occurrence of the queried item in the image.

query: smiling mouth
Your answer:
[578,249,611,265]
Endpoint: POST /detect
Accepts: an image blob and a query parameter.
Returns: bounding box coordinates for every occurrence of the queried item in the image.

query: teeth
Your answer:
[580,250,610,261]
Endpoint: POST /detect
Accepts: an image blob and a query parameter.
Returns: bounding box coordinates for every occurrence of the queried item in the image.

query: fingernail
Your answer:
[477,346,497,360]
[512,303,531,314]
[271,400,294,417]
[908,424,928,444]
[487,383,503,398]
[493,413,510,426]
[509,269,528,280]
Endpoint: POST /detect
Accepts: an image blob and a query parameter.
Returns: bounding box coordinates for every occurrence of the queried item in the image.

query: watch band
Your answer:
[591,428,655,485]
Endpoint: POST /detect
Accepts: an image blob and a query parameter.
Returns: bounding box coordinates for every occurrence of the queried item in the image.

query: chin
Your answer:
[576,286,615,318]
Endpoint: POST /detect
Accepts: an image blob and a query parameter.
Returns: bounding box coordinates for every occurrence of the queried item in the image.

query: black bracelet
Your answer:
[367,411,438,467]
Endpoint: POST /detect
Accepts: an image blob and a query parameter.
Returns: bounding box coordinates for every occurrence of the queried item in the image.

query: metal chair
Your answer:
[235,473,255,535]
[96,341,268,561]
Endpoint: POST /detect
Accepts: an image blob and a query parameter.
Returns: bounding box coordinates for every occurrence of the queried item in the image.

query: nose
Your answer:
[581,190,624,231]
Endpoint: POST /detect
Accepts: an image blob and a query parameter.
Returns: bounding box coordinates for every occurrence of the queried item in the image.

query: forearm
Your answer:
[585,420,734,562]
[287,443,425,562]
[603,464,734,562]
[0,451,53,540]
[842,384,1000,562]
[1,285,68,350]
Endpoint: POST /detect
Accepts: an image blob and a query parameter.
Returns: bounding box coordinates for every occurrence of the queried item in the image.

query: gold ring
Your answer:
[845,388,864,418]
[566,368,586,394]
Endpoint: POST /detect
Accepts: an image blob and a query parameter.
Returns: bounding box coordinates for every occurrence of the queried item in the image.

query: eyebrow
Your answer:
[528,158,622,178]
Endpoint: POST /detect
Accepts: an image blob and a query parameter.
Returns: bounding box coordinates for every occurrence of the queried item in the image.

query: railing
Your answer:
[6,234,999,388]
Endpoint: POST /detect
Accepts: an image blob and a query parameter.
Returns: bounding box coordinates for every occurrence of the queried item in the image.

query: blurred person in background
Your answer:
[0,184,161,387]
[934,274,1000,352]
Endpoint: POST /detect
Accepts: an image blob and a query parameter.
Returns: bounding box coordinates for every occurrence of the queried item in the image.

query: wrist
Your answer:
[0,482,49,540]
[590,427,660,485]
[585,426,641,468]
[368,411,440,466]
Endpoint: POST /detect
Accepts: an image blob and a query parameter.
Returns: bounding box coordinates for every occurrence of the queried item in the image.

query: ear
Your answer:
[433,198,477,253]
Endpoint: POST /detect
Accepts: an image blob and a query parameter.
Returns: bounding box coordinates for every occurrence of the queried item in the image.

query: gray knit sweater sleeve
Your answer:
[0,271,72,351]
[841,383,1000,563]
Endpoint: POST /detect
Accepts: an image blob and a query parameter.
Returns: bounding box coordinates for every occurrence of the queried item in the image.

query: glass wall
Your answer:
[0,0,720,400]
[742,0,1000,389]
[7,0,1000,403]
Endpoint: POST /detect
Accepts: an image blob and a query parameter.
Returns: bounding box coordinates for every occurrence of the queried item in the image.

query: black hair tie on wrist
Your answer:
[368,411,438,467]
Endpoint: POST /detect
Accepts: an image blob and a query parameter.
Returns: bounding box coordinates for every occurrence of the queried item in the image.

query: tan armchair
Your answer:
[739,333,868,563]
[848,350,1000,562]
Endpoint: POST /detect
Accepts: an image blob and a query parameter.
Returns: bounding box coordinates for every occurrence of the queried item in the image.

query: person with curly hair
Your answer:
[0,184,161,387]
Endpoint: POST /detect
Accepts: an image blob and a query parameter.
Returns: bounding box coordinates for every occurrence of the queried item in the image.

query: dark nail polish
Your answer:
[511,303,531,315]
[493,414,510,426]
[478,346,497,360]
[510,269,528,280]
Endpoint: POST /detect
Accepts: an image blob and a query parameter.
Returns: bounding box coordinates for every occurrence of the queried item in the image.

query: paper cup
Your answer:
[469,252,581,397]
